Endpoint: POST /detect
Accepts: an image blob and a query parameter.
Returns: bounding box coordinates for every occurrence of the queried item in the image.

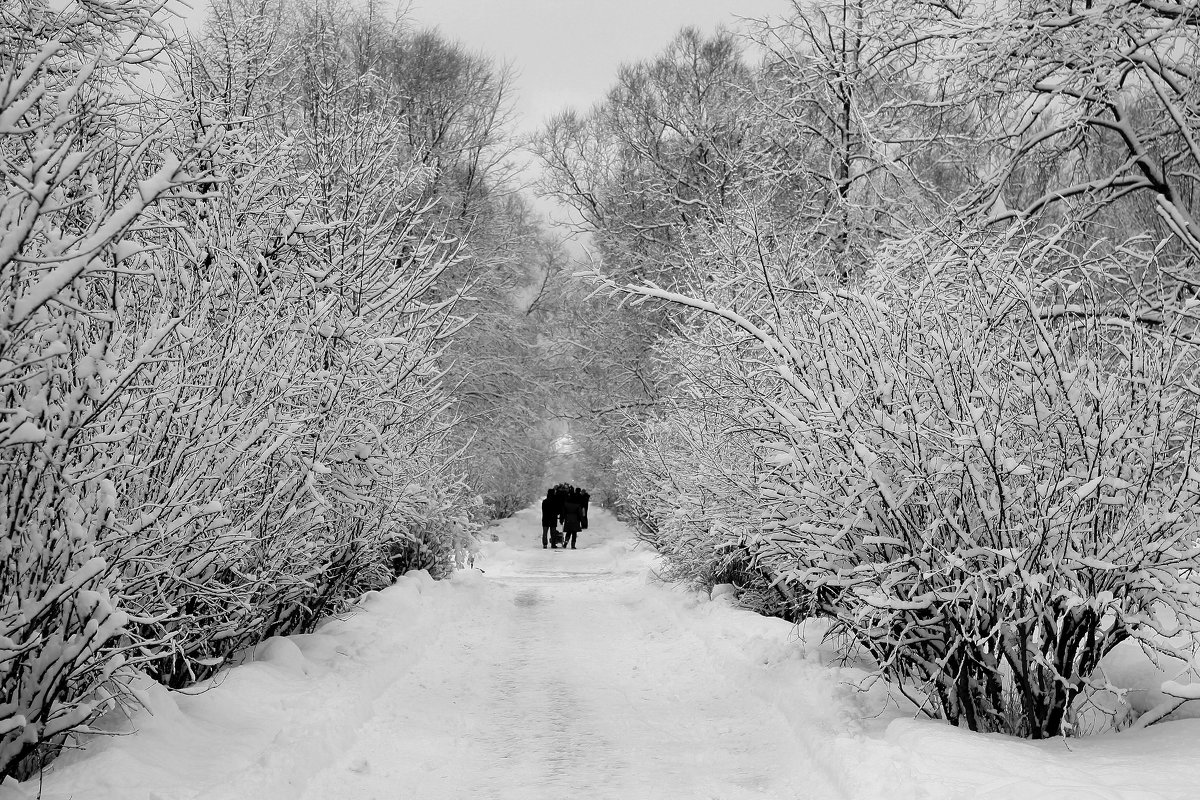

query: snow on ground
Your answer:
[7,508,1200,799]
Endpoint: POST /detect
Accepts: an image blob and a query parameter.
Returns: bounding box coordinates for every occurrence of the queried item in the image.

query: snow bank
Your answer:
[2,568,477,800]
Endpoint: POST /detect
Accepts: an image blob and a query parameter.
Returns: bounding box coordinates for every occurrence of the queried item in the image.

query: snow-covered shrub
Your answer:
[110,31,483,685]
[0,0,197,776]
[384,480,482,578]
[612,365,803,620]
[1,0,487,776]
[757,230,1200,738]
[611,225,1200,738]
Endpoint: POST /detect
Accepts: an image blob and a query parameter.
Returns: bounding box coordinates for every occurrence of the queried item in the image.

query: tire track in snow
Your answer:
[473,586,625,798]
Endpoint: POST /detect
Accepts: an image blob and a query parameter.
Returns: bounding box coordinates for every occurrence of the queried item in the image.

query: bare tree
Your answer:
[964,0,1199,258]
[533,27,756,287]
[743,0,974,280]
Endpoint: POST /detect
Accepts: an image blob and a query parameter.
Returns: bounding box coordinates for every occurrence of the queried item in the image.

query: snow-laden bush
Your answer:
[612,360,802,619]
[106,26,484,686]
[760,233,1200,737]
[0,0,483,777]
[385,480,482,578]
[0,0,197,776]
[611,226,1200,738]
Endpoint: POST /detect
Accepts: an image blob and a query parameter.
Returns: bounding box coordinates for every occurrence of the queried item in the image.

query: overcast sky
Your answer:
[408,0,788,132]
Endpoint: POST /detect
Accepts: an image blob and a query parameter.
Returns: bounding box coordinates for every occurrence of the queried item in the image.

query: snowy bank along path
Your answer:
[12,508,1200,800]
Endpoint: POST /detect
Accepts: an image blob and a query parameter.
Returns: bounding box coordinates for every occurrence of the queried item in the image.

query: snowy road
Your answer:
[297,508,842,800]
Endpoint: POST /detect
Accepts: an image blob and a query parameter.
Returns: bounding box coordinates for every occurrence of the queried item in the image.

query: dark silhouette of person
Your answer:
[559,493,584,549]
[577,487,589,529]
[541,489,560,548]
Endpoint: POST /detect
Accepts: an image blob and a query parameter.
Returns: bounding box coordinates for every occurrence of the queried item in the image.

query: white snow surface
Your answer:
[8,507,1200,799]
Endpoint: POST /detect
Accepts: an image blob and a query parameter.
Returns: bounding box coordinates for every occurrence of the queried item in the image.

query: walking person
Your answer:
[559,491,584,550]
[541,489,561,549]
[577,487,589,530]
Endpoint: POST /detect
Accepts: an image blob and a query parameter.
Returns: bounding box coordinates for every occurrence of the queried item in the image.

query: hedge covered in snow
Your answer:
[612,226,1200,738]
[0,0,484,778]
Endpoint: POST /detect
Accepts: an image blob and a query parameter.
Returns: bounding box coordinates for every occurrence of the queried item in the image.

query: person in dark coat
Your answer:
[559,493,583,549]
[540,489,561,549]
[577,487,589,529]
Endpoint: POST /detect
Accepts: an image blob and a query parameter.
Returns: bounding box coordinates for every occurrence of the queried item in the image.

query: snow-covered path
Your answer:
[17,507,1200,800]
[296,508,839,800]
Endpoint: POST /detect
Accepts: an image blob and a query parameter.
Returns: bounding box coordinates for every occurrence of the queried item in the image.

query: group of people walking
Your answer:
[541,484,589,549]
